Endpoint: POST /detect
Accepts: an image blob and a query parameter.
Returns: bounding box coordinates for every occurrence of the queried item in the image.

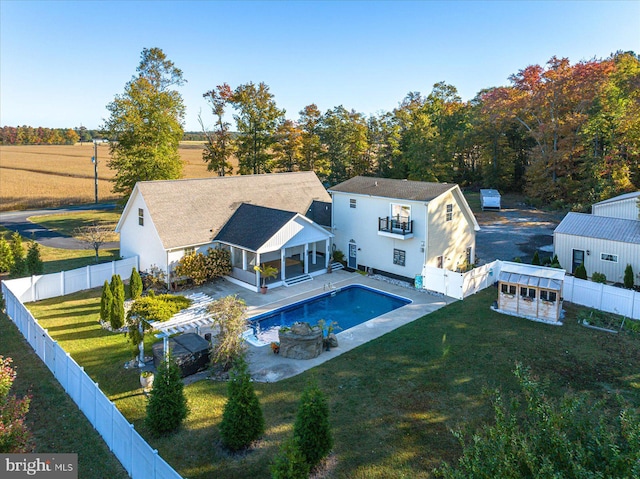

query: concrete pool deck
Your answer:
[190,270,455,382]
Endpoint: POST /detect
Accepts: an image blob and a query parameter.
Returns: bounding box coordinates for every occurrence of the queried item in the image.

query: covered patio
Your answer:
[213,203,333,292]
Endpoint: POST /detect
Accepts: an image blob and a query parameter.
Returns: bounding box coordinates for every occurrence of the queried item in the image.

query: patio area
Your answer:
[178,269,455,382]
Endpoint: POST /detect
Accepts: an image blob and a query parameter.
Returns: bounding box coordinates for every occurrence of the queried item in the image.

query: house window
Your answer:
[184,247,195,256]
[601,253,618,263]
[445,204,453,221]
[138,208,144,226]
[393,249,406,267]
[350,198,357,209]
[465,246,472,265]
[540,290,557,302]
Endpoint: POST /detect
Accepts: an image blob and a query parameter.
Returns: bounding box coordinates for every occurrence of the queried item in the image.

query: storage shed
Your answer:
[496,262,565,324]
[480,189,501,211]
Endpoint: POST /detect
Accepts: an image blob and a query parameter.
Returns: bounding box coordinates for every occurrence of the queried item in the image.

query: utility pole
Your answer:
[92,140,98,204]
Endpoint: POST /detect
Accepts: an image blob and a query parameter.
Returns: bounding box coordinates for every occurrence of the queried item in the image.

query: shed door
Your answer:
[348,241,357,269]
[572,249,585,274]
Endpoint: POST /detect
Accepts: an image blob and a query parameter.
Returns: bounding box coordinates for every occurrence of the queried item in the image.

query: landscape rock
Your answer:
[327,333,339,348]
[279,324,323,360]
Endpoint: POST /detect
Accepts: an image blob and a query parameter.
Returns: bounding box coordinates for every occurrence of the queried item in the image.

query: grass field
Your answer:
[24,287,640,478]
[0,142,238,211]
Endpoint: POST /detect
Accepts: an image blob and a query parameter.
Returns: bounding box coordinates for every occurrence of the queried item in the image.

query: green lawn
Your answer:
[28,209,121,240]
[0,310,128,478]
[25,287,640,478]
[1,226,120,275]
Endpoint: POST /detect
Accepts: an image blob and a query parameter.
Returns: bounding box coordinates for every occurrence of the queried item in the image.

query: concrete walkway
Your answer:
[189,269,455,382]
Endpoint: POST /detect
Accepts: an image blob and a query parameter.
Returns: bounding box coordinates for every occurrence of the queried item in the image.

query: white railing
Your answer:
[1,258,182,479]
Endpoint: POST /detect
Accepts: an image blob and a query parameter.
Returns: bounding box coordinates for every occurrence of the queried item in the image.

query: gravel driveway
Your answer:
[474,198,564,265]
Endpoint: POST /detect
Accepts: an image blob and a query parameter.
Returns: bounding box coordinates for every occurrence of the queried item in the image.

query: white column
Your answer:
[312,242,317,265]
[255,253,261,288]
[281,248,286,281]
[242,250,247,270]
[230,247,235,268]
[325,240,330,268]
[304,244,309,274]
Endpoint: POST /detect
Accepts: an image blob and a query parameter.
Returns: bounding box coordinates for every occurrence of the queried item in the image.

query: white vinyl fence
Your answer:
[422,259,640,320]
[1,258,182,479]
[563,276,640,320]
[9,257,139,304]
[422,260,502,299]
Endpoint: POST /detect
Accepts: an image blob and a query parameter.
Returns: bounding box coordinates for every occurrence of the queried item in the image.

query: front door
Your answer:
[572,249,585,274]
[348,242,357,269]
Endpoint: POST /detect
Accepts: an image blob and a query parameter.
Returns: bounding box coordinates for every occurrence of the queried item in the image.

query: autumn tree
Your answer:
[319,105,370,185]
[201,83,235,176]
[273,119,303,172]
[230,82,285,174]
[298,104,327,177]
[0,356,32,453]
[104,47,186,201]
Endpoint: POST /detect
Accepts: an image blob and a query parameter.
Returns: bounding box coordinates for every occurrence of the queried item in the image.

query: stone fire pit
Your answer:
[278,322,323,360]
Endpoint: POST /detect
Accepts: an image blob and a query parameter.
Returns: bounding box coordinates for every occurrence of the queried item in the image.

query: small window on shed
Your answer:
[601,253,618,263]
[350,198,357,209]
[502,284,516,295]
[138,208,144,226]
[540,291,557,302]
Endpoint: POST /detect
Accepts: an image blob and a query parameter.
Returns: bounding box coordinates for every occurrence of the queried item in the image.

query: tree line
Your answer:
[0,126,79,145]
[103,48,639,208]
[199,52,639,209]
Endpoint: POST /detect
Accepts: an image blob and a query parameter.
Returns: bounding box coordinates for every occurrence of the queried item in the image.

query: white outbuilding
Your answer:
[480,189,501,211]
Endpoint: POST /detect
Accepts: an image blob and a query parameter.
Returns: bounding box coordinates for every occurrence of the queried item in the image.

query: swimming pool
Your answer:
[249,284,411,344]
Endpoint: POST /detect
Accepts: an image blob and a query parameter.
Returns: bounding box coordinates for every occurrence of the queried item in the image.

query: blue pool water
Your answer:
[250,285,411,343]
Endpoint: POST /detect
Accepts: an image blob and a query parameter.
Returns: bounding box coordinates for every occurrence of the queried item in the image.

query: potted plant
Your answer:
[254,264,278,293]
[140,370,154,390]
[270,341,280,354]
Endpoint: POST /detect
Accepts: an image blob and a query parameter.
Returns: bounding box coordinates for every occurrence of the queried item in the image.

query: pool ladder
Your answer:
[323,282,336,292]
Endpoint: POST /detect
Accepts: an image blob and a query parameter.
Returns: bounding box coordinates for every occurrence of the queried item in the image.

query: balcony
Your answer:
[378,216,414,239]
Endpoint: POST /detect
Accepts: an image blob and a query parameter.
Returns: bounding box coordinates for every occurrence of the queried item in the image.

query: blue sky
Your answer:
[1,0,638,132]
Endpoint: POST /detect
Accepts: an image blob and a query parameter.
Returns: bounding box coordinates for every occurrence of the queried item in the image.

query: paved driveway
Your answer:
[0,203,118,249]
[474,200,564,265]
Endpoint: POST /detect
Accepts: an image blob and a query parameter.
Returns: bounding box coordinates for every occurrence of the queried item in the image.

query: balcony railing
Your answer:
[378,216,413,235]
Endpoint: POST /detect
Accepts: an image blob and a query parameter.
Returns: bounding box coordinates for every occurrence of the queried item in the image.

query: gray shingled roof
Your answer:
[133,171,331,250]
[329,176,454,201]
[214,204,296,251]
[554,212,640,244]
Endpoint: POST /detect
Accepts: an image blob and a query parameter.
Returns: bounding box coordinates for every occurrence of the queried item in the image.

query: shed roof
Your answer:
[480,189,501,197]
[498,271,562,291]
[554,212,640,244]
[592,191,640,206]
[214,204,296,251]
[329,176,454,201]
[118,172,331,250]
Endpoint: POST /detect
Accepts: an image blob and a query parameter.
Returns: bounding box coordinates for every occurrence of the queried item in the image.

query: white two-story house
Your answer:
[329,176,479,282]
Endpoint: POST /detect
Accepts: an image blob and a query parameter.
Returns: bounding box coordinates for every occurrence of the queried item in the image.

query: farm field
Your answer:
[0,142,238,211]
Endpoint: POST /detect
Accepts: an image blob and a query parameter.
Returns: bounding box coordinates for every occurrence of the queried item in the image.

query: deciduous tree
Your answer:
[104,48,186,201]
[230,82,285,174]
[201,83,235,176]
[74,222,114,263]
